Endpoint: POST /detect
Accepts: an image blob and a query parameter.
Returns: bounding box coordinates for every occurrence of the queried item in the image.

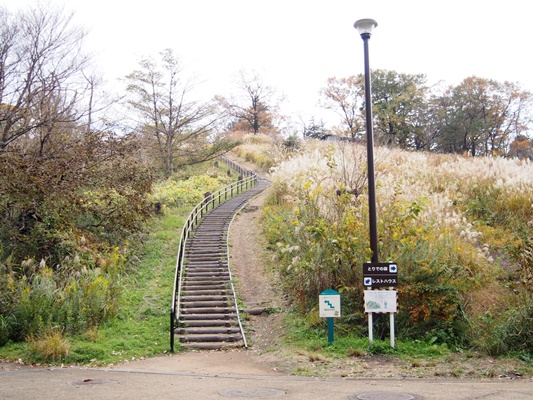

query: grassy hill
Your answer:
[1,135,531,377]
[244,135,532,357]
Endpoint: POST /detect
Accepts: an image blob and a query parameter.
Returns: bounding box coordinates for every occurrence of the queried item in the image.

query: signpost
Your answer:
[319,289,341,344]
[363,262,398,347]
[363,262,398,288]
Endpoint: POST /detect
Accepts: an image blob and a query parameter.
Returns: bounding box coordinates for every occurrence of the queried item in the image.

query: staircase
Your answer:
[174,179,268,349]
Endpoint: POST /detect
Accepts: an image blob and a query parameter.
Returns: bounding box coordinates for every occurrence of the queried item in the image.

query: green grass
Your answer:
[0,206,188,365]
[278,312,533,379]
[283,314,453,361]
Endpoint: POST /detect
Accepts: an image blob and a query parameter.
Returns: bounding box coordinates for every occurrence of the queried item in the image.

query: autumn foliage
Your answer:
[262,139,533,353]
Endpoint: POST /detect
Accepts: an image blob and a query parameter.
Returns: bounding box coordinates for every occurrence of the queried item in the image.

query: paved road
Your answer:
[1,361,532,399]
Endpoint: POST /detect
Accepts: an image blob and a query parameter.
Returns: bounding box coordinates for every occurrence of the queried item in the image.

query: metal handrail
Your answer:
[225,204,252,348]
[170,159,257,352]
[218,155,255,178]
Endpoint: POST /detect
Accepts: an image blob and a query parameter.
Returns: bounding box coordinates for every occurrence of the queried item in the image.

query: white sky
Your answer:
[4,0,533,129]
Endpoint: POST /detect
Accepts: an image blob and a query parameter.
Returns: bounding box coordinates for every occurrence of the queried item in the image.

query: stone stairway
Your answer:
[174,179,268,349]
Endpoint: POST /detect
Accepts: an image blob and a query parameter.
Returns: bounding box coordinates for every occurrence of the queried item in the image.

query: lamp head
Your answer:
[354,18,378,37]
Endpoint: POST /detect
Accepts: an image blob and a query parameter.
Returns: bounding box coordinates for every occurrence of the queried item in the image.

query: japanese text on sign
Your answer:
[363,262,398,274]
[363,262,398,287]
[370,278,397,285]
[367,265,389,272]
[363,276,398,288]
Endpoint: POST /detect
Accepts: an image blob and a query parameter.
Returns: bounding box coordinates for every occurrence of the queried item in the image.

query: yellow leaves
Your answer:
[86,273,110,292]
[65,282,77,294]
[150,174,230,207]
[41,267,54,279]
[90,275,109,290]
[267,141,528,310]
[418,265,432,276]
[7,278,16,293]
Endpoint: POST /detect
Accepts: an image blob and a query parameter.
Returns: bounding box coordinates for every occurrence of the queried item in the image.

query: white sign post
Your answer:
[319,291,341,318]
[363,262,398,348]
[364,290,397,348]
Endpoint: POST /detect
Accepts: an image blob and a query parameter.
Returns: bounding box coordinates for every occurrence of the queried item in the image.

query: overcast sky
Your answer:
[5,0,533,128]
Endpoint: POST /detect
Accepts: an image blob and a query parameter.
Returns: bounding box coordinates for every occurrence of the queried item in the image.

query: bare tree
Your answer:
[125,49,234,177]
[0,4,90,151]
[0,4,155,268]
[216,70,282,135]
[81,69,119,134]
[319,76,365,140]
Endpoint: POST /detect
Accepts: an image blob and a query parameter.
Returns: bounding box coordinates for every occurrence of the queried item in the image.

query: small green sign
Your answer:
[319,289,341,344]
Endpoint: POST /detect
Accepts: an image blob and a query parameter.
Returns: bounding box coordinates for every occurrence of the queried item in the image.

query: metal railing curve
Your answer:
[170,157,257,352]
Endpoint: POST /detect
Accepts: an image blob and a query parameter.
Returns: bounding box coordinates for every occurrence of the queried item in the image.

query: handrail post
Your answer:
[170,309,175,353]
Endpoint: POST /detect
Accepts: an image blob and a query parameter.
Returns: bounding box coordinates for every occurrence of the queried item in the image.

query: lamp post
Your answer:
[354,20,398,347]
[354,18,379,264]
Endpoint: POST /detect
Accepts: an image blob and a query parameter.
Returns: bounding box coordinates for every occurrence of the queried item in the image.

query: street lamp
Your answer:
[354,18,379,264]
[355,19,395,348]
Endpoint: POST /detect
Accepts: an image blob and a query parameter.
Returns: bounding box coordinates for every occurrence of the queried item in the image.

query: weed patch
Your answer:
[28,330,71,362]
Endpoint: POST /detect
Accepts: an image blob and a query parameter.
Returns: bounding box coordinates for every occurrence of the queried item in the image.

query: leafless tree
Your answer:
[216,70,283,135]
[0,5,156,269]
[0,4,92,151]
[319,76,365,140]
[125,49,234,177]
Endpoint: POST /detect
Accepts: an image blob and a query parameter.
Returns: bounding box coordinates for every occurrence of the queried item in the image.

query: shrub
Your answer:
[475,299,533,355]
[149,174,231,208]
[282,134,301,152]
[264,141,533,351]
[0,160,235,346]
[0,133,154,268]
[0,252,125,345]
